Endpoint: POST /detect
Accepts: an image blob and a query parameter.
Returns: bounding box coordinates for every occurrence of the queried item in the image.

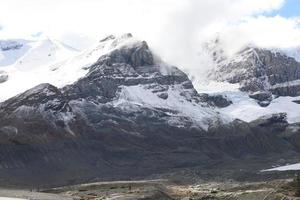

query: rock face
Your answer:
[0,34,299,187]
[210,47,300,97]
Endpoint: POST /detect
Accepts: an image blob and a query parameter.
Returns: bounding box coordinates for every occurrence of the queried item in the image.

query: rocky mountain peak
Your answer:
[209,45,300,98]
[97,39,154,69]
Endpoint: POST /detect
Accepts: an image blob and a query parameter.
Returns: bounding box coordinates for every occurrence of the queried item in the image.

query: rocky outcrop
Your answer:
[200,93,232,108]
[0,71,8,83]
[293,100,300,104]
[249,91,273,107]
[250,113,289,132]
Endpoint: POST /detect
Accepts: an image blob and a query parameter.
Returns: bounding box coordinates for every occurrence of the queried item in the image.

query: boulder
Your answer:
[157,93,168,99]
[249,91,273,107]
[200,94,232,108]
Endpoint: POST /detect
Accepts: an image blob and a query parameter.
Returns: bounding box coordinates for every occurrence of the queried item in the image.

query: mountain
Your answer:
[204,39,300,123]
[0,34,299,187]
[210,46,300,97]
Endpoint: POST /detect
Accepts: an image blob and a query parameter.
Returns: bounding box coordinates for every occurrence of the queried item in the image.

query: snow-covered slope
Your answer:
[0,38,80,101]
[13,38,77,71]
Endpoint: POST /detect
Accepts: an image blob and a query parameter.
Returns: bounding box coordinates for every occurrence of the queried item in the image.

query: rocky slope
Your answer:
[0,34,299,187]
[210,45,300,102]
[203,39,300,125]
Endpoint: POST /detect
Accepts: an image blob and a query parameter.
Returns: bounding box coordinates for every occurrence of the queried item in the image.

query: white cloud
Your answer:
[0,0,285,38]
[144,0,288,76]
[0,0,299,79]
[221,16,300,49]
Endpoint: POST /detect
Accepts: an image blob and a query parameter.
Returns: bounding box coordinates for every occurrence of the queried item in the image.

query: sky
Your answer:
[0,0,299,76]
[271,0,300,17]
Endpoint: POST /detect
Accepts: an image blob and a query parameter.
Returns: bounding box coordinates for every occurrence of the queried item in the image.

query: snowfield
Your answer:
[262,163,300,172]
[196,81,300,123]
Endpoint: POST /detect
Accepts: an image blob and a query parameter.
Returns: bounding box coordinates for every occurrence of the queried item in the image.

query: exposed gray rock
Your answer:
[200,94,232,108]
[271,84,300,97]
[99,39,154,69]
[157,93,168,99]
[257,101,271,107]
[99,35,116,42]
[0,71,8,83]
[0,40,23,51]
[249,91,272,107]
[249,91,272,102]
[250,113,289,132]
[0,83,71,113]
[293,100,300,104]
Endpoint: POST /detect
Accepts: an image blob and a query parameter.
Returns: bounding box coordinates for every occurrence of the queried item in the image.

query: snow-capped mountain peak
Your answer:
[201,37,300,124]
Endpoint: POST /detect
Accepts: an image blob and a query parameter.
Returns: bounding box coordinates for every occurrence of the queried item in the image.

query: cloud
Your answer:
[145,0,288,75]
[0,0,299,79]
[0,0,285,38]
[220,16,300,50]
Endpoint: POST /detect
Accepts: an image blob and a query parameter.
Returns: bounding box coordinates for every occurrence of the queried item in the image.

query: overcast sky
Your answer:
[0,0,299,76]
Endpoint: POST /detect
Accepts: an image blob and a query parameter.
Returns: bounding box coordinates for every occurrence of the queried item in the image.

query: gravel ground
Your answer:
[0,189,72,200]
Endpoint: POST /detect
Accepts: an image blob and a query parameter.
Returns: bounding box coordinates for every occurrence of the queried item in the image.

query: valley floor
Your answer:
[0,156,300,199]
[0,172,300,200]
[1,178,299,200]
